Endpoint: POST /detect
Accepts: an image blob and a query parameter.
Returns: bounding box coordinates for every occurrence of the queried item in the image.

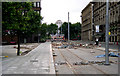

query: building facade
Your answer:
[93,2,120,42]
[81,3,93,41]
[31,1,42,43]
[81,2,120,42]
[33,2,41,15]
[109,2,120,42]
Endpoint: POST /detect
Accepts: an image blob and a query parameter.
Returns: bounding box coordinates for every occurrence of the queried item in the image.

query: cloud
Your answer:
[41,0,90,24]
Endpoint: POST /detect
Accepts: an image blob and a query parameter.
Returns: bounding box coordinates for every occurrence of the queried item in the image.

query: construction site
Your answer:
[51,41,119,75]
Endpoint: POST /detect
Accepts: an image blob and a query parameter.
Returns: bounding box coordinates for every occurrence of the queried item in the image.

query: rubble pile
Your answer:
[73,60,117,65]
[53,52,57,56]
[52,42,68,49]
[52,41,96,49]
[55,61,67,65]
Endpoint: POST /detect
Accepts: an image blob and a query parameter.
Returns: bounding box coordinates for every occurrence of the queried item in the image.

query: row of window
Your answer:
[22,10,40,16]
[33,2,40,8]
[110,36,118,42]
[34,10,40,14]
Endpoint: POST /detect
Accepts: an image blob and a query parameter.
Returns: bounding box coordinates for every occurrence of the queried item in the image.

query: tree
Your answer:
[47,23,58,35]
[60,22,71,39]
[38,23,58,41]
[60,22,81,40]
[70,22,81,40]
[2,2,42,55]
[39,23,48,42]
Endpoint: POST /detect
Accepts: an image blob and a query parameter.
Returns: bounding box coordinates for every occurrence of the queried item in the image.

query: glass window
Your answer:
[115,36,117,42]
[22,11,24,15]
[34,2,36,7]
[112,36,114,42]
[37,2,40,7]
[37,11,40,14]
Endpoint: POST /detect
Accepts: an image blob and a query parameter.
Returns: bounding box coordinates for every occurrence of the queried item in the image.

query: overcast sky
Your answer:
[41,0,91,24]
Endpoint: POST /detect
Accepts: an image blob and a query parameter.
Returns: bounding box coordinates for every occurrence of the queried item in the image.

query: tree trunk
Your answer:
[17,30,20,56]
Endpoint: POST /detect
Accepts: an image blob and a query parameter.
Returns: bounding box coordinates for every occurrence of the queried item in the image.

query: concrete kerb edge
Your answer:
[24,44,40,57]
[96,47,118,52]
[49,43,56,74]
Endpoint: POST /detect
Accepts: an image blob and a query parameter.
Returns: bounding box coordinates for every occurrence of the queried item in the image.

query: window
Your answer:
[37,11,40,14]
[34,2,36,7]
[116,11,118,13]
[110,36,111,42]
[22,11,24,16]
[115,36,117,42]
[37,2,40,7]
[112,36,114,42]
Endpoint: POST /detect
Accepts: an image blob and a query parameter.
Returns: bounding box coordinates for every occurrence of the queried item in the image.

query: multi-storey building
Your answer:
[109,2,120,42]
[93,2,106,42]
[33,2,41,14]
[81,3,93,41]
[31,1,42,43]
[93,2,120,42]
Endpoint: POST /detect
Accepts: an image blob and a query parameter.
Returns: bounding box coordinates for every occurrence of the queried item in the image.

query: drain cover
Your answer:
[30,60,38,62]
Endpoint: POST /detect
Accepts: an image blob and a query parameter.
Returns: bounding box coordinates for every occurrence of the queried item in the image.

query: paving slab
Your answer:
[53,46,118,74]
[2,42,55,74]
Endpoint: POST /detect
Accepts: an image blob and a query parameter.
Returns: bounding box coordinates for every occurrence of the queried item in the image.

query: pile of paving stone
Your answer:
[52,42,69,49]
[73,60,117,65]
[55,61,67,65]
[52,42,96,49]
[52,42,62,48]
[53,52,57,56]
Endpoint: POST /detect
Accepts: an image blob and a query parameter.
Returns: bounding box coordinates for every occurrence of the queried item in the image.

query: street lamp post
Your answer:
[60,22,62,34]
[68,12,70,41]
[68,12,70,48]
[105,0,110,65]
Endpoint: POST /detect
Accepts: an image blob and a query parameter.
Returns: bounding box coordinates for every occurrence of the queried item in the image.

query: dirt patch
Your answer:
[21,43,40,56]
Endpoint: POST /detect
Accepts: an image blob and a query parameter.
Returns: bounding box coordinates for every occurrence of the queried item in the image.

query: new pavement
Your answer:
[2,42,55,74]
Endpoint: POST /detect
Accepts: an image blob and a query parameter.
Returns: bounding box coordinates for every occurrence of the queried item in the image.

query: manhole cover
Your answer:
[30,60,38,62]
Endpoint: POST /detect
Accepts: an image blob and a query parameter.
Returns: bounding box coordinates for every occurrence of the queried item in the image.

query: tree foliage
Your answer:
[70,22,81,39]
[2,2,42,36]
[47,23,58,35]
[60,22,81,40]
[39,23,48,41]
[2,2,42,55]
[38,23,58,41]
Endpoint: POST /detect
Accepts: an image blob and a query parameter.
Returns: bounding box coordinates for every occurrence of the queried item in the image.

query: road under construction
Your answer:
[52,41,119,75]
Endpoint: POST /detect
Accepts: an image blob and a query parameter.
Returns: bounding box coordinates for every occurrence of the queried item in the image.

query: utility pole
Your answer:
[68,12,70,41]
[105,0,110,65]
